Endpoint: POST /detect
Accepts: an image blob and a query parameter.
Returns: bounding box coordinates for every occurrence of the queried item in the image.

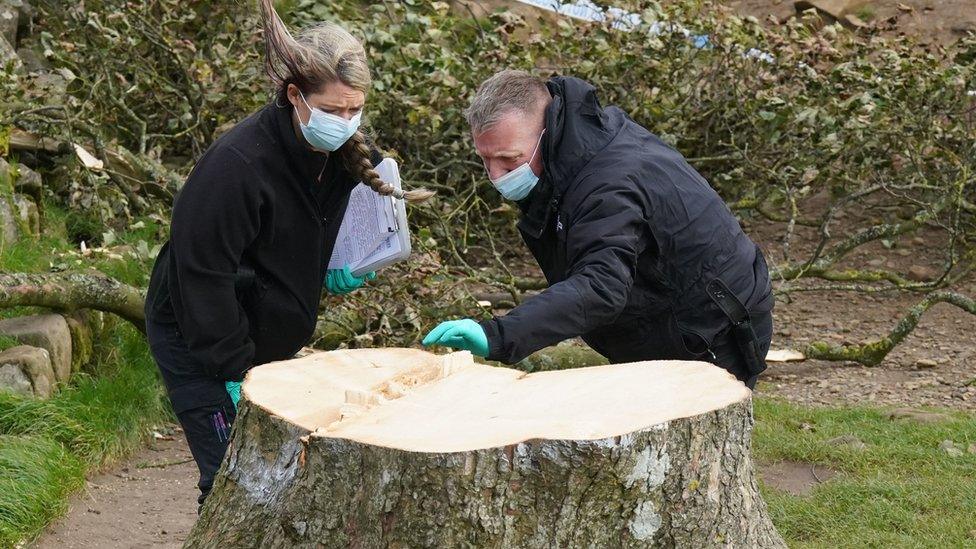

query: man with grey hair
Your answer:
[423,70,774,388]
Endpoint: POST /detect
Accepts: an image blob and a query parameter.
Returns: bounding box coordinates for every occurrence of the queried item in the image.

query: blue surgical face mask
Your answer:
[298,91,362,152]
[490,130,545,202]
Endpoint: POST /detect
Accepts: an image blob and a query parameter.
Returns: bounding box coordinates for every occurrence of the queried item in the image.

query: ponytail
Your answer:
[341,131,435,203]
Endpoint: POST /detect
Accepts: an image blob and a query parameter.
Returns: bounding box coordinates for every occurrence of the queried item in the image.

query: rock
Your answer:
[22,71,66,103]
[12,162,41,196]
[0,32,20,71]
[914,358,938,369]
[950,21,976,36]
[842,13,868,28]
[867,258,885,268]
[15,45,46,72]
[827,434,866,450]
[1,156,41,197]
[887,408,948,423]
[0,344,54,397]
[939,440,963,457]
[906,265,939,282]
[65,310,95,372]
[0,193,39,243]
[0,1,16,46]
[0,362,31,394]
[0,314,72,384]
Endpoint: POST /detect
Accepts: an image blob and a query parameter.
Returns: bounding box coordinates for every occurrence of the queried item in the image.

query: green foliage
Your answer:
[63,209,102,246]
[753,397,976,547]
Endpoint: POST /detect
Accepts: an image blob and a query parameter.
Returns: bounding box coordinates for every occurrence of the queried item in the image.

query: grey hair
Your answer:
[465,70,549,134]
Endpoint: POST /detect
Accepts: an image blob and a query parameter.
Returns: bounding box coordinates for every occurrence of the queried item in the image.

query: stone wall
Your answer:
[0,311,103,398]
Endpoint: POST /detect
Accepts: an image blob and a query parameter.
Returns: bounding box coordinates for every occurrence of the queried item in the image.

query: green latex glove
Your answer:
[225,381,242,410]
[325,266,376,295]
[422,319,489,358]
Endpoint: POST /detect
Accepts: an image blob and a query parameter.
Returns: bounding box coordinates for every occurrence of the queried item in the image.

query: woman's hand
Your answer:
[325,266,376,295]
[225,381,242,410]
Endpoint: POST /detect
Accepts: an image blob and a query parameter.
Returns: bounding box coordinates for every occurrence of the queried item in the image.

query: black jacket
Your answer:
[480,77,773,364]
[146,103,378,381]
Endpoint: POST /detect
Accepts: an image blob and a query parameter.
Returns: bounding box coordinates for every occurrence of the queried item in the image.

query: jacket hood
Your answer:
[518,76,625,238]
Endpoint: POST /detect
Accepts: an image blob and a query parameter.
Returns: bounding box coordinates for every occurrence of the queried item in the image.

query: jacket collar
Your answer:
[269,101,330,184]
[517,76,622,239]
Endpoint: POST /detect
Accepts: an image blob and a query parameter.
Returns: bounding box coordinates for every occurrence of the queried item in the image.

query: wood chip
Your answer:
[73,143,104,170]
[766,349,806,362]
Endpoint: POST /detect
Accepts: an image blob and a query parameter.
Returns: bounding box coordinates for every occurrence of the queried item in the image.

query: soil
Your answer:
[759,460,839,496]
[719,0,976,47]
[30,432,198,549]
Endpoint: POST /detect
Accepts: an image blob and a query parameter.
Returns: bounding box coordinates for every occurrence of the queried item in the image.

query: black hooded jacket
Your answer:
[145,103,380,383]
[479,77,773,364]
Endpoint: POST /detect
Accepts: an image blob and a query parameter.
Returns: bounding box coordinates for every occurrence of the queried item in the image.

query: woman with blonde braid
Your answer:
[144,1,432,511]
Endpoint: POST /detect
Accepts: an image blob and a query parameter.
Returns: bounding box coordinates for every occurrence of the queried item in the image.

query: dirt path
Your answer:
[31,431,198,549]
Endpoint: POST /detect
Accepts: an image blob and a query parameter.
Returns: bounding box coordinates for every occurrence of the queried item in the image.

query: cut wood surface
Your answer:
[187,348,785,548]
[245,349,752,452]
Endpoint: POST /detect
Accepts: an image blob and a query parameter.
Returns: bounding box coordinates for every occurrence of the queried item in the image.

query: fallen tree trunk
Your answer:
[804,290,976,366]
[0,271,145,332]
[186,349,785,548]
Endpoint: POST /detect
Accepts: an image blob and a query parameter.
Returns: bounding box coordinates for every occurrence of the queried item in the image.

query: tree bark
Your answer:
[185,349,785,548]
[0,271,145,332]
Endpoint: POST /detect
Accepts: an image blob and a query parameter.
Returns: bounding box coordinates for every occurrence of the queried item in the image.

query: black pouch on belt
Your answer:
[705,278,768,377]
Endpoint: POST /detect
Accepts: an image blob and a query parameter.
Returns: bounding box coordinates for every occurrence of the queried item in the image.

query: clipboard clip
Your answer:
[389,196,399,233]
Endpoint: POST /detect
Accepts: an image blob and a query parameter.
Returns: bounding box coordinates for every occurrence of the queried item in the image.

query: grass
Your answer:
[0,204,171,546]
[753,396,976,548]
[0,202,167,288]
[0,324,170,546]
[0,335,18,352]
[0,436,84,544]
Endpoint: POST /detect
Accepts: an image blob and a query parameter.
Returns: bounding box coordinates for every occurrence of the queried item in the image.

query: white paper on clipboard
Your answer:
[327,158,411,277]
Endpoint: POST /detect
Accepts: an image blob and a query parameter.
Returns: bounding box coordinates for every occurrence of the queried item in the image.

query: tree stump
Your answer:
[185,349,785,548]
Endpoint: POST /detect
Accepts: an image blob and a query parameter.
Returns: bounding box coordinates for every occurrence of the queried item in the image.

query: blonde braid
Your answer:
[341,131,435,203]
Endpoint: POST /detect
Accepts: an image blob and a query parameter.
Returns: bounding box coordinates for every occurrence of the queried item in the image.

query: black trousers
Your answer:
[588,310,773,389]
[146,313,236,510]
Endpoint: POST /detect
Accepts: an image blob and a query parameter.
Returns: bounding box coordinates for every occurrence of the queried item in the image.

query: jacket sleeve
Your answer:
[168,145,264,381]
[480,180,648,364]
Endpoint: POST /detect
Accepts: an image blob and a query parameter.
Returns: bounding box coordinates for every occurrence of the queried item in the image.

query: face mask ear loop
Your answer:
[528,129,546,165]
[298,90,315,126]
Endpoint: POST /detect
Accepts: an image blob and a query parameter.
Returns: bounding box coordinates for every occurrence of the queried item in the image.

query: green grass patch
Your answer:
[0,324,170,546]
[753,396,976,548]
[0,335,18,352]
[0,435,84,544]
[0,202,161,291]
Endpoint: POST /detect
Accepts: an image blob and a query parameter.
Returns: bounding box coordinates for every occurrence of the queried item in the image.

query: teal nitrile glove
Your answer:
[422,319,489,358]
[325,266,376,295]
[225,381,242,410]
